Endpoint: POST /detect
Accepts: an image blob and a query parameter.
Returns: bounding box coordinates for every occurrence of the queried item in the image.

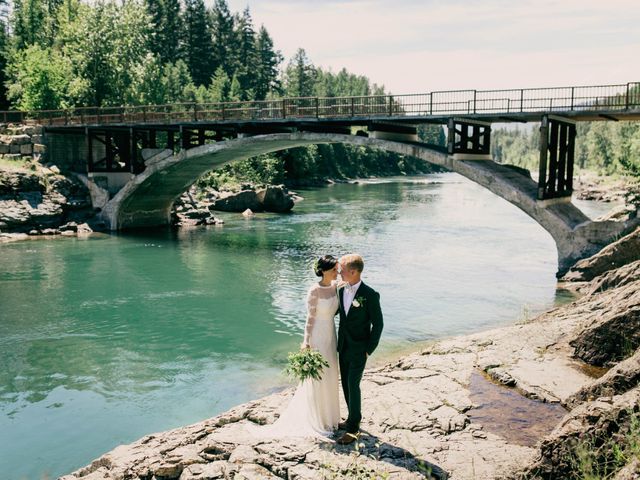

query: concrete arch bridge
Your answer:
[34,81,640,274]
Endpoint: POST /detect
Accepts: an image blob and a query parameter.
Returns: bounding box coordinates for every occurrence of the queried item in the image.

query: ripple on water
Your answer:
[467,371,568,447]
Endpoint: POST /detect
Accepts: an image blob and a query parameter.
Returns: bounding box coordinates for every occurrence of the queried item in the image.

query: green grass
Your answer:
[571,410,640,480]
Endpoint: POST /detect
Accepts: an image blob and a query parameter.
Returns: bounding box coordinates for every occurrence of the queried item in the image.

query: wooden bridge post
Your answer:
[86,127,93,172]
[447,118,491,157]
[537,115,576,200]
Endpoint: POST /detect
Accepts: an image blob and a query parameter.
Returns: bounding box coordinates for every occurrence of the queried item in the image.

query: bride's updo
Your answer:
[314,255,337,277]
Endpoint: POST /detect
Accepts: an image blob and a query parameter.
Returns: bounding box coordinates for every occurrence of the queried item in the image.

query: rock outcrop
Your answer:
[562,227,640,282]
[516,387,640,480]
[511,228,640,479]
[569,305,640,367]
[0,167,95,237]
[565,349,640,410]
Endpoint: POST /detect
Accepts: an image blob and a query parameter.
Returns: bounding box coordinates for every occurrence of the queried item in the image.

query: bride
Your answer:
[249,255,340,438]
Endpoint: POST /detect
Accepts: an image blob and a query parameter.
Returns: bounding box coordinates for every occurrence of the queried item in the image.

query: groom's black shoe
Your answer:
[336,431,359,445]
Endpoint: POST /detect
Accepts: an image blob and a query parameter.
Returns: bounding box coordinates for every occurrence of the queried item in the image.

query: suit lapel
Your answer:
[338,285,346,318]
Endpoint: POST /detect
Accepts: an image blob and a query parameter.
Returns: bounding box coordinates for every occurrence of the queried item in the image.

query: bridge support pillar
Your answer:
[538,115,575,201]
[447,118,492,160]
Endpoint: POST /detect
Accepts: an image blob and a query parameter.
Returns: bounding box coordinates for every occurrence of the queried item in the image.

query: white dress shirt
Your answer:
[342,280,362,316]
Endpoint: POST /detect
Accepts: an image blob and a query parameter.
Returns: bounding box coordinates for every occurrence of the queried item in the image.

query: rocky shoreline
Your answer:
[59,228,640,480]
[0,163,299,239]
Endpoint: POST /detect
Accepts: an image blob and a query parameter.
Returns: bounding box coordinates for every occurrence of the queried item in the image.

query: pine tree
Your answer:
[145,0,182,65]
[144,0,164,59]
[208,66,231,102]
[210,0,234,77]
[232,7,257,97]
[182,0,215,86]
[11,0,45,49]
[162,0,182,64]
[229,74,242,102]
[254,26,282,100]
[283,48,316,97]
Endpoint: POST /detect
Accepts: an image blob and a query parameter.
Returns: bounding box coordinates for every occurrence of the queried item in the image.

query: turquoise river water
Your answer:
[0,173,611,479]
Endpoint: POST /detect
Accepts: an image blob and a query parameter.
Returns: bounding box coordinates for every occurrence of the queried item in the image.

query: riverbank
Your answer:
[60,228,640,479]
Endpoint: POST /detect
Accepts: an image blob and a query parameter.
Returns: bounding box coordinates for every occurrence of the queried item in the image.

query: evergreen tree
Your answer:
[145,0,182,64]
[229,74,242,102]
[283,48,316,97]
[232,7,258,98]
[144,0,164,58]
[254,26,282,100]
[182,0,215,86]
[11,0,45,49]
[162,60,195,102]
[162,0,182,64]
[208,66,231,102]
[210,0,235,77]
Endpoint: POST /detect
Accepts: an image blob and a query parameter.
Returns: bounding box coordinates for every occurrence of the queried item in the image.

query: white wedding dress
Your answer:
[249,282,340,438]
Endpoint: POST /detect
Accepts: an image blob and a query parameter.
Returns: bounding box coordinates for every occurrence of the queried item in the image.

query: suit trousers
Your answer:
[339,351,367,434]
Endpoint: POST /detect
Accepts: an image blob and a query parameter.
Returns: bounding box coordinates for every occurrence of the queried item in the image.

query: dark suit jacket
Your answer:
[337,282,384,359]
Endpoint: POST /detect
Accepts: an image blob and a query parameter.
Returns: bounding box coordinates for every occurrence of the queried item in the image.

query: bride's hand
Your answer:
[301,342,311,350]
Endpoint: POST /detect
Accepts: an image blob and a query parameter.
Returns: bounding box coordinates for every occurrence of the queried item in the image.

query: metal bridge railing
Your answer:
[6,82,640,126]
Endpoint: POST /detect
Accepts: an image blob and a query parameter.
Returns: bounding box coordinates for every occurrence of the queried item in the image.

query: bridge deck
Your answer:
[4,81,638,130]
[41,108,640,134]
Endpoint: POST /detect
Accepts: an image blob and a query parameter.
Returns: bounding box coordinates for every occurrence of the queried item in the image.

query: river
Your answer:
[0,173,613,480]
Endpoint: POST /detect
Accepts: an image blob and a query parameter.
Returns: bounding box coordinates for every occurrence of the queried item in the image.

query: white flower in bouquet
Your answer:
[284,348,329,381]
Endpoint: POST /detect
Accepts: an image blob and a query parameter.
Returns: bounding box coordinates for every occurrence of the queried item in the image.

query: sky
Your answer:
[218,0,640,95]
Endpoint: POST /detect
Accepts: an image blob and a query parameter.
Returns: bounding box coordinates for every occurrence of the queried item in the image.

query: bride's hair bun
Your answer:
[314,255,337,277]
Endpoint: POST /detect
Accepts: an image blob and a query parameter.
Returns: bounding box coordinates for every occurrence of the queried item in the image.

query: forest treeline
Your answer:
[0,0,444,186]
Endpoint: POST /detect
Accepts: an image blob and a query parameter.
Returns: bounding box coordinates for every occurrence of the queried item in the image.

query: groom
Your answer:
[336,254,384,445]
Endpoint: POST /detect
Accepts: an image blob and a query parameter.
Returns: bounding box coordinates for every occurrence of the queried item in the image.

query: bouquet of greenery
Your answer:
[284,348,330,382]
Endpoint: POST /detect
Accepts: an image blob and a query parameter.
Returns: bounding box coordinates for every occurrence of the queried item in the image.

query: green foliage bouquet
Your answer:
[284,348,330,382]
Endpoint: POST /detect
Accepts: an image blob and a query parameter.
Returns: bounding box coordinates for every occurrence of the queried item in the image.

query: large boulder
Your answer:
[256,185,294,213]
[211,190,264,213]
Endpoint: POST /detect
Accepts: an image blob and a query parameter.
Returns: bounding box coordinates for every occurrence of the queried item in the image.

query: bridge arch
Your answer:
[100,132,634,274]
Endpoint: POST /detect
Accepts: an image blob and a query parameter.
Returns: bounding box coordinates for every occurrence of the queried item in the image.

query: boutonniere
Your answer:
[352,296,366,308]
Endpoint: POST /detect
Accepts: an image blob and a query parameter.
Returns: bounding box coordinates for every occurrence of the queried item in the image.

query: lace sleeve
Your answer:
[302,287,319,346]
